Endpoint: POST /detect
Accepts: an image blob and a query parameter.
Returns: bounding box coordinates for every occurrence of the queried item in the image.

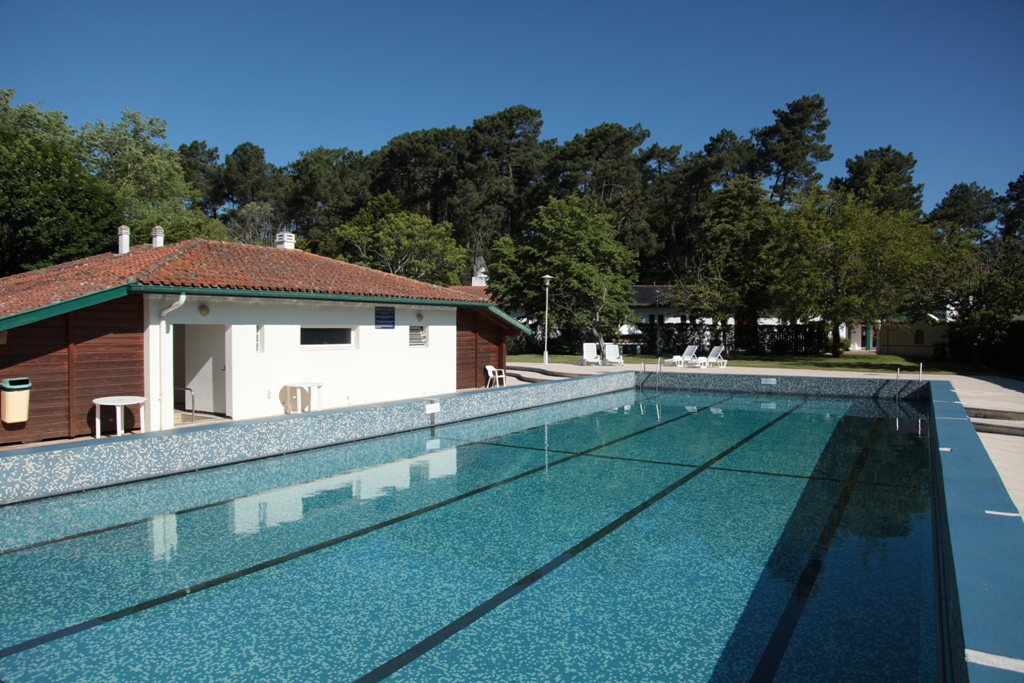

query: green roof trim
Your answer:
[125,285,533,335]
[0,285,130,332]
[0,284,532,335]
[485,304,533,335]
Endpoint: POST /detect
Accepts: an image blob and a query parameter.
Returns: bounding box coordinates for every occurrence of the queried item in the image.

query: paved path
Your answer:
[510,361,1024,516]
[982,433,1024,517]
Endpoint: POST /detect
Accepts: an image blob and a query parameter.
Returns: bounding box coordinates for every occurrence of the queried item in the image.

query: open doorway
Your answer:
[172,324,228,417]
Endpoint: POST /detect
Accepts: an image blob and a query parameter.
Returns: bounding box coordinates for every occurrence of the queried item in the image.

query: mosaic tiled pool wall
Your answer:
[928,381,1024,683]
[638,370,930,400]
[0,371,635,505]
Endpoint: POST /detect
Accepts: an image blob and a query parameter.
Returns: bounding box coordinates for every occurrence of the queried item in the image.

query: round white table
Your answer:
[93,396,146,437]
[284,383,323,414]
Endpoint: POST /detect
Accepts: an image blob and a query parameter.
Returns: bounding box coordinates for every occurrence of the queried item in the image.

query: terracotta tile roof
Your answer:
[0,239,488,321]
[448,285,492,302]
[631,284,675,308]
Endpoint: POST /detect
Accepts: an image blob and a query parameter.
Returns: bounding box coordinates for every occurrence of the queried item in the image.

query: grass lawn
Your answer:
[507,352,979,376]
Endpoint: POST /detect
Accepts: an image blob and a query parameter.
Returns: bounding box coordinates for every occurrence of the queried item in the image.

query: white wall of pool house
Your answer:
[144,294,458,430]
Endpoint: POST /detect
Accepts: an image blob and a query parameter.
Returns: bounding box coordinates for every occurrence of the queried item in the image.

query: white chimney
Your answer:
[275,232,295,250]
[117,225,130,255]
[152,226,164,248]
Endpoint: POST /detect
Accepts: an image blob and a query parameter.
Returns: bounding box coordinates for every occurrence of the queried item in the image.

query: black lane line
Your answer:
[0,398,711,558]
[0,499,230,558]
[0,447,565,558]
[584,453,920,490]
[352,402,805,683]
[0,452,582,661]
[0,398,728,660]
[0,436,588,557]
[747,418,883,683]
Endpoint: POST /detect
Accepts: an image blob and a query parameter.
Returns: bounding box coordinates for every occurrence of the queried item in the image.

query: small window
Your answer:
[409,326,427,347]
[301,327,353,346]
[256,325,265,353]
[914,329,925,345]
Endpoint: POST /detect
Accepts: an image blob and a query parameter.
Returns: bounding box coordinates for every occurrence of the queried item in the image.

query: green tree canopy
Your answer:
[0,88,79,147]
[487,196,638,353]
[177,140,223,217]
[928,181,999,244]
[924,176,1024,359]
[1000,172,1024,240]
[831,145,923,214]
[752,94,833,205]
[78,110,227,243]
[287,146,372,249]
[770,188,928,350]
[323,193,465,286]
[674,176,783,346]
[544,122,660,259]
[0,123,121,276]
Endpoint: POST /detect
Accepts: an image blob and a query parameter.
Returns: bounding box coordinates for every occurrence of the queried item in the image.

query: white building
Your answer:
[0,229,527,445]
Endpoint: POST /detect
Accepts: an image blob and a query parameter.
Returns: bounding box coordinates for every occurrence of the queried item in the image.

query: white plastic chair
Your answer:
[666,345,698,367]
[485,365,506,387]
[581,343,602,365]
[699,345,727,368]
[605,344,625,366]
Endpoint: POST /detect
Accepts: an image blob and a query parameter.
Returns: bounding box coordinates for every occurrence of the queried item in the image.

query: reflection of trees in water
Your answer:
[764,417,931,590]
[376,414,931,594]
[836,418,930,572]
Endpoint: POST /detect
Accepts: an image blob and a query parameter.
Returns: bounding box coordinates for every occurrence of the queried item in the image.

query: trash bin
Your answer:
[0,377,31,424]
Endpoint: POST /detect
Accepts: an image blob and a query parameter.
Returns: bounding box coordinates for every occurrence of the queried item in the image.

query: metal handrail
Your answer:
[657,357,663,391]
[175,387,195,423]
[638,362,647,391]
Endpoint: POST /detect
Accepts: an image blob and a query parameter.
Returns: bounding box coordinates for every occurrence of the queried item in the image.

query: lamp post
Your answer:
[542,274,554,365]
[654,289,662,356]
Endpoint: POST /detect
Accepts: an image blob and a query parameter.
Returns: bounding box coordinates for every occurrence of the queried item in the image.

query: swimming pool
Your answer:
[0,389,939,682]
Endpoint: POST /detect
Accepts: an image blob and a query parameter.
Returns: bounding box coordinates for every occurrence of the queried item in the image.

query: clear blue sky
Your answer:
[3,0,1021,211]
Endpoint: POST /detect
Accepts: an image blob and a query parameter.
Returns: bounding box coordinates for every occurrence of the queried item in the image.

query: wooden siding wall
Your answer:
[456,309,508,389]
[0,296,145,445]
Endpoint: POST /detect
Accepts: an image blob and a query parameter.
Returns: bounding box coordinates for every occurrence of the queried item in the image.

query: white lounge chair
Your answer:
[605,344,625,366]
[665,345,698,367]
[697,346,727,368]
[581,343,602,365]
[485,365,506,387]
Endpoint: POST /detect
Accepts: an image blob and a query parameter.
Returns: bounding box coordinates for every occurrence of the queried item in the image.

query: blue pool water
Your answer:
[0,389,938,682]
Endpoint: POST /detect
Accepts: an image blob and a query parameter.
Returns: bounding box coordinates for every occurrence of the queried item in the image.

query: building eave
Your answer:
[0,286,130,332]
[0,284,532,335]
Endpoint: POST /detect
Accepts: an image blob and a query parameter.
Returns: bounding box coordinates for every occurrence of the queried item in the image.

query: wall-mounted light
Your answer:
[198,305,211,317]
[416,313,424,322]
[0,330,7,345]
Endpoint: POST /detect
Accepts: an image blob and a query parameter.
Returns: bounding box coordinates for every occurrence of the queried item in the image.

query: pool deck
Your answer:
[509,362,1024,518]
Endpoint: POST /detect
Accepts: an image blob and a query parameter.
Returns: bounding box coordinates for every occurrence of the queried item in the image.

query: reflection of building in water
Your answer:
[232,448,458,535]
[149,513,178,561]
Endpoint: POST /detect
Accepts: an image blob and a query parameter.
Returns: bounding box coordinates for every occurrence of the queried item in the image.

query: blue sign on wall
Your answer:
[375,306,396,329]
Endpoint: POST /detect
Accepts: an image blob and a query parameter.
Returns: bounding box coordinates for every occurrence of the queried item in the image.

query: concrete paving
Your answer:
[981,433,1024,517]
[509,361,1024,516]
